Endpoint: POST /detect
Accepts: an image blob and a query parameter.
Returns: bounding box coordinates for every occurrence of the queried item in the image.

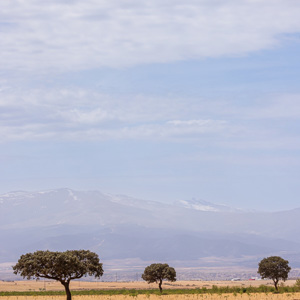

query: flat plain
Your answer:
[1,293,300,300]
[1,280,299,300]
[0,279,298,291]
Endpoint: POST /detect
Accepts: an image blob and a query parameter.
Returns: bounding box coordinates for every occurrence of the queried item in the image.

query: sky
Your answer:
[1,0,300,211]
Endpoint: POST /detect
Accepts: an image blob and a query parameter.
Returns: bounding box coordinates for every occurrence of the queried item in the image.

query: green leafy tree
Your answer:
[13,250,104,300]
[141,263,176,293]
[258,256,291,291]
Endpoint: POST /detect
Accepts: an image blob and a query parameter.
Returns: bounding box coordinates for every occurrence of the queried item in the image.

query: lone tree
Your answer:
[13,250,104,300]
[142,263,176,293]
[258,256,291,291]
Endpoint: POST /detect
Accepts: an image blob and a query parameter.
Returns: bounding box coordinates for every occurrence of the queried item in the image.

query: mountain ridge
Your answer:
[1,188,300,275]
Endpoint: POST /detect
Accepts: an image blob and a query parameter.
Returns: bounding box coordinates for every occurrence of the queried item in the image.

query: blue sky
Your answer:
[1,0,300,211]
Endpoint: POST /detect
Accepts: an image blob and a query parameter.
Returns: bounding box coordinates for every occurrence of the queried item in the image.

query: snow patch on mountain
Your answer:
[176,198,242,212]
[106,193,167,211]
[70,190,79,201]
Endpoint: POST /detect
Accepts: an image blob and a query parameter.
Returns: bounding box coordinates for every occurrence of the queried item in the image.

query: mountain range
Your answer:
[1,188,300,279]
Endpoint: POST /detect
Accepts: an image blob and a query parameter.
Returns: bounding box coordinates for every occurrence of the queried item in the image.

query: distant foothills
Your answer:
[1,188,300,280]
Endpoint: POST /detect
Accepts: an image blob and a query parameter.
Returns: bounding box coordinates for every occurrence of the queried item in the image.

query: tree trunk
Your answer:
[159,279,162,293]
[273,279,279,292]
[62,281,72,300]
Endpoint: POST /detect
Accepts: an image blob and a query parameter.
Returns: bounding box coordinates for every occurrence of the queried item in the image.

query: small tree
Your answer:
[142,263,176,293]
[258,256,291,291]
[294,278,300,289]
[13,250,104,300]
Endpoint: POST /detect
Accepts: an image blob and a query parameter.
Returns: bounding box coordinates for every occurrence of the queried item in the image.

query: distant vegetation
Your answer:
[10,250,295,296]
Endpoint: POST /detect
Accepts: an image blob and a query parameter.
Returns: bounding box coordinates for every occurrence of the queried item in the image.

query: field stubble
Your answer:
[1,281,300,300]
[0,280,295,292]
[1,294,300,300]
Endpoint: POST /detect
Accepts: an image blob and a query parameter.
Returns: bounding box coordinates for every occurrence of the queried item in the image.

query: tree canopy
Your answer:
[258,256,291,291]
[141,263,176,292]
[13,250,103,300]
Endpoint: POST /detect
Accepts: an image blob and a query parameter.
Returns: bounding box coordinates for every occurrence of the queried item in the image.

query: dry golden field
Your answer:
[0,280,292,292]
[1,294,300,300]
[1,280,300,300]
[0,279,297,292]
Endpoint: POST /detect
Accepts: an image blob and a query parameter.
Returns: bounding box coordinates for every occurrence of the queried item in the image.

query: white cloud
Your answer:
[253,94,300,119]
[1,86,300,154]
[0,87,229,142]
[168,119,225,127]
[1,0,300,72]
[58,108,113,124]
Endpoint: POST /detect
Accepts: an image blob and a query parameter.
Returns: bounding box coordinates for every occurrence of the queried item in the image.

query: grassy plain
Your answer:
[0,280,297,292]
[1,294,300,300]
[1,280,300,300]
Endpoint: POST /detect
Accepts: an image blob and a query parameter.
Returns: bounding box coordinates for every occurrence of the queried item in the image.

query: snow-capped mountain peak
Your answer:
[176,198,242,212]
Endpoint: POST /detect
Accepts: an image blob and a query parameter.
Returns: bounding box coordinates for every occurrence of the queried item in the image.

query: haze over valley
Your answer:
[1,189,300,280]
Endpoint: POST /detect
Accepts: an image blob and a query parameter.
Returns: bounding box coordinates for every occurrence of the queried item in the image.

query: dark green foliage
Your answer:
[258,256,291,291]
[141,263,176,292]
[294,278,300,288]
[13,250,104,300]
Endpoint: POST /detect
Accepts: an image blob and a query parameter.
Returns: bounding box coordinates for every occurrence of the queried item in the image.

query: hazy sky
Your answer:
[1,0,300,211]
